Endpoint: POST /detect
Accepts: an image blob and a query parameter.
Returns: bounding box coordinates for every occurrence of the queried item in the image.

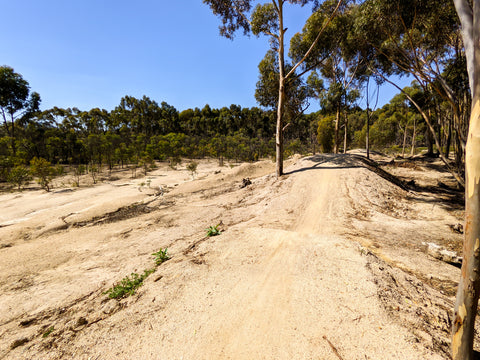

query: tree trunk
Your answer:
[446,116,452,159]
[10,114,16,157]
[343,110,348,154]
[366,110,370,159]
[452,1,480,358]
[426,127,434,156]
[452,97,480,360]
[410,118,417,157]
[366,78,370,159]
[380,73,465,186]
[402,125,407,158]
[427,108,435,156]
[334,105,340,154]
[275,1,286,178]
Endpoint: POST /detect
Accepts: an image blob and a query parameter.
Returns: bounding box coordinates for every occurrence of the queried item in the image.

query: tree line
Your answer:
[0,68,319,187]
[0,63,469,188]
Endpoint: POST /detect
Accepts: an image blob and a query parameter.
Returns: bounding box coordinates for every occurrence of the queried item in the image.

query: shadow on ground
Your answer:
[286,153,464,213]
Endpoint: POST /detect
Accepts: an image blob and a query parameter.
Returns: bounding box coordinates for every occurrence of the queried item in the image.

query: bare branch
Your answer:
[370,66,465,186]
[285,0,343,80]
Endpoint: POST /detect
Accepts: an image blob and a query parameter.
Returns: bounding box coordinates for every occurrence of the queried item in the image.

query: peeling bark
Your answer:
[452,1,480,358]
[275,0,286,178]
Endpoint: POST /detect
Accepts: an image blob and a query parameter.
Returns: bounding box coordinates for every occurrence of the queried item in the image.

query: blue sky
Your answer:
[1,0,406,113]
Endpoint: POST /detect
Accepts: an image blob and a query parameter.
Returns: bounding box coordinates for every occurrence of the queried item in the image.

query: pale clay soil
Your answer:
[0,153,471,359]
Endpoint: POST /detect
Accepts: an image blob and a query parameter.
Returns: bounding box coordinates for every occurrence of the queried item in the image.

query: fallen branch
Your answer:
[323,335,344,360]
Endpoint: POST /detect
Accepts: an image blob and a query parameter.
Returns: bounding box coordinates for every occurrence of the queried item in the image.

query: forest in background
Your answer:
[0,74,465,191]
[0,0,469,191]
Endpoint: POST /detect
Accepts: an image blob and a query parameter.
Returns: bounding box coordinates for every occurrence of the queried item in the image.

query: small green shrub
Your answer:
[104,269,155,299]
[317,115,335,153]
[72,164,85,187]
[152,248,170,265]
[55,165,65,176]
[169,156,182,170]
[8,165,32,190]
[89,164,99,184]
[186,161,198,178]
[139,154,155,176]
[206,224,221,237]
[42,326,55,338]
[30,157,57,191]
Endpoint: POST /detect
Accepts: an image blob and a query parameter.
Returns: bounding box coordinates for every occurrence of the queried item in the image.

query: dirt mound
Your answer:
[0,155,466,359]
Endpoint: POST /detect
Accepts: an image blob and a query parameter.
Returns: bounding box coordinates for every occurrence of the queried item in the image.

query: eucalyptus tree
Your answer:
[81,108,110,135]
[254,49,312,143]
[203,0,343,177]
[451,1,480,359]
[354,0,466,183]
[0,66,40,157]
[111,95,163,146]
[290,0,361,154]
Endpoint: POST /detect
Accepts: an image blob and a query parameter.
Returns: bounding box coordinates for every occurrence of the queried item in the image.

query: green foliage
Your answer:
[255,50,310,123]
[0,154,14,182]
[42,326,55,338]
[29,157,56,191]
[317,115,335,153]
[285,139,305,157]
[139,153,155,176]
[251,3,278,36]
[55,165,65,176]
[152,248,170,265]
[0,66,41,156]
[8,165,32,190]
[186,161,198,178]
[169,156,182,170]
[89,164,99,184]
[104,269,155,299]
[72,164,85,187]
[206,224,222,237]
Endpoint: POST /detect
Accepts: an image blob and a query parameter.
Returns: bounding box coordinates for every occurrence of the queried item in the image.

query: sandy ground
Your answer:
[0,154,469,359]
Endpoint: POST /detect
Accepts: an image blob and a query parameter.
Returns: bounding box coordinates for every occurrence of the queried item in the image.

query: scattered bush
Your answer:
[152,248,170,265]
[186,161,198,179]
[317,115,335,153]
[89,164,99,184]
[72,164,85,187]
[139,154,155,176]
[104,269,155,299]
[8,165,32,190]
[30,157,56,191]
[42,326,55,338]
[206,224,221,237]
[169,156,182,170]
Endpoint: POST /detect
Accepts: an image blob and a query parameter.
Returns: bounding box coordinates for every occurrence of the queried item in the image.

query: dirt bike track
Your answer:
[0,154,466,359]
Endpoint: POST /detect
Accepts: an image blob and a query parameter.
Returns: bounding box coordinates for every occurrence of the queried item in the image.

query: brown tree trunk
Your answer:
[410,118,417,157]
[452,1,480,358]
[402,125,407,158]
[10,114,16,156]
[275,1,285,178]
[379,73,465,186]
[446,117,452,158]
[334,105,340,154]
[343,110,348,154]
[366,111,370,159]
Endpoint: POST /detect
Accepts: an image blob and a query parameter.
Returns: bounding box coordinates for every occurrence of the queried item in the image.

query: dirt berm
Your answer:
[0,154,471,359]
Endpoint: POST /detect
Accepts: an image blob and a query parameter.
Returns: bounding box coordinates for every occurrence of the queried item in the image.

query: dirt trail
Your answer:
[0,155,463,359]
